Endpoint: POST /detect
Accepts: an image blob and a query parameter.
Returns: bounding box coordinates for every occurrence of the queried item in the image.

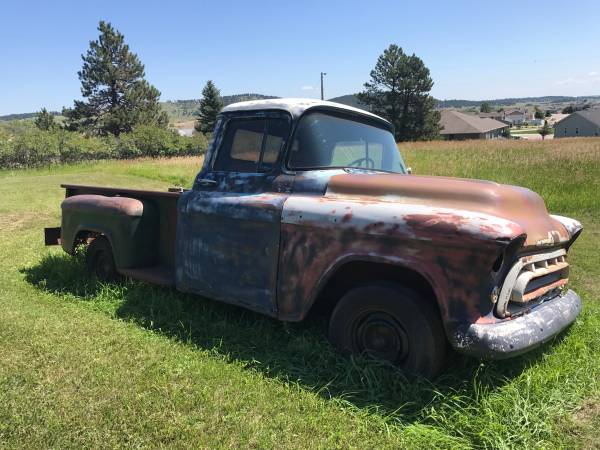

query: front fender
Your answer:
[277,195,519,326]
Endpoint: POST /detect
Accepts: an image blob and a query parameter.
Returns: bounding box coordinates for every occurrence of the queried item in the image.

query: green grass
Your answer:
[1,138,599,448]
[509,127,553,136]
[510,129,551,135]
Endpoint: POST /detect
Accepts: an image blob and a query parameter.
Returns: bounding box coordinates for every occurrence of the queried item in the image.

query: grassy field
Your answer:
[0,138,599,448]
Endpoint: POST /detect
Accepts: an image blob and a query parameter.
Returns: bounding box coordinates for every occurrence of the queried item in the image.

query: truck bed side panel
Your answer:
[62,184,180,268]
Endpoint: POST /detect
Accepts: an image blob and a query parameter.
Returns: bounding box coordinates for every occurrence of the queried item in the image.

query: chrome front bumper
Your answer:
[454,289,582,359]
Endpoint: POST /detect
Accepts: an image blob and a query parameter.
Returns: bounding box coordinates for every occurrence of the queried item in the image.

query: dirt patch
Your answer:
[572,398,600,425]
[0,211,55,232]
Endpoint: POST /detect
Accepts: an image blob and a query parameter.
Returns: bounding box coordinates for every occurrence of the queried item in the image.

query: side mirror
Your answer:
[406,167,412,175]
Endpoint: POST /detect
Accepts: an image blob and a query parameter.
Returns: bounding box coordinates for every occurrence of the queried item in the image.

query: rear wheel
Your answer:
[328,282,447,378]
[85,236,118,281]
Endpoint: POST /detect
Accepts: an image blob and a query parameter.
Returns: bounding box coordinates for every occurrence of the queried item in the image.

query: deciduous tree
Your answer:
[538,120,552,140]
[63,21,168,136]
[480,102,492,113]
[357,45,440,141]
[562,105,574,114]
[534,107,544,119]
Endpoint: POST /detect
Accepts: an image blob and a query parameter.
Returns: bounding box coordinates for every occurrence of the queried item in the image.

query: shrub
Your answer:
[59,132,116,163]
[0,123,208,169]
[116,125,208,159]
[8,127,61,167]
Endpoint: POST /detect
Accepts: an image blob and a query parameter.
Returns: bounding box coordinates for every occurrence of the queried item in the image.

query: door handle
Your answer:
[197,178,217,187]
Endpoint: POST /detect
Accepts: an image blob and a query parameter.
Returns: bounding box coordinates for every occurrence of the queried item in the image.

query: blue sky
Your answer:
[1,0,600,115]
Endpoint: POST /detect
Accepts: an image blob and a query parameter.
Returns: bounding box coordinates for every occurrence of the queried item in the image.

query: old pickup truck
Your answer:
[45,99,583,377]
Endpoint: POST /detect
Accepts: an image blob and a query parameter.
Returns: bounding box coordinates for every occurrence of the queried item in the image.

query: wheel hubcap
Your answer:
[354,312,409,362]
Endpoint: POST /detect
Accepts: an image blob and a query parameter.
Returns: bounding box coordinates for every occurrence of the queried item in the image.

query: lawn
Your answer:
[510,128,552,136]
[0,137,599,448]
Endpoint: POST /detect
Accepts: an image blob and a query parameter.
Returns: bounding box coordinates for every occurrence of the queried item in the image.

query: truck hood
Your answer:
[326,173,579,247]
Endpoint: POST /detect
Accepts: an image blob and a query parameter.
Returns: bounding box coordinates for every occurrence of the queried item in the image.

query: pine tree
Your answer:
[34,108,56,131]
[63,21,168,136]
[195,81,223,134]
[357,44,440,141]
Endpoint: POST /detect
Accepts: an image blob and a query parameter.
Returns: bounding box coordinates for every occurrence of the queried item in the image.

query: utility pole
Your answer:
[320,72,327,100]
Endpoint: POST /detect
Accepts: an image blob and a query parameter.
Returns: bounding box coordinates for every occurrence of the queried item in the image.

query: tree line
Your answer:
[14,20,444,170]
[55,20,441,142]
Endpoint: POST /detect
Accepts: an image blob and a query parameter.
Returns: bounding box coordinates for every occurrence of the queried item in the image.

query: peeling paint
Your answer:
[51,103,585,361]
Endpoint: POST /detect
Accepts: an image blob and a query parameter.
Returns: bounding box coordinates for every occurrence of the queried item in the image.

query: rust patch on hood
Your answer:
[327,173,570,247]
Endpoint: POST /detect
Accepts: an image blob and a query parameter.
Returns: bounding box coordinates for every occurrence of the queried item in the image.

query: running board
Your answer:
[119,266,175,287]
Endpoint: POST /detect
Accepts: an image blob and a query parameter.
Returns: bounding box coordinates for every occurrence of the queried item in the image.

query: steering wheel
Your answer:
[348,157,376,169]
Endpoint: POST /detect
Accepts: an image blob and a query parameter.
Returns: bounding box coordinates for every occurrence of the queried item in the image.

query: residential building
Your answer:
[478,111,506,122]
[529,118,545,126]
[554,109,600,138]
[503,109,532,125]
[440,110,509,140]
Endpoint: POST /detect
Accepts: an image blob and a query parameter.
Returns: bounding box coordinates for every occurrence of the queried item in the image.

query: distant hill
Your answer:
[327,94,369,110]
[5,93,600,124]
[436,95,600,109]
[328,94,600,111]
[0,111,60,122]
[162,93,279,122]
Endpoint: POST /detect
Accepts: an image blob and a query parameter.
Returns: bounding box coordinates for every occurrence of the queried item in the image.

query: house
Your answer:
[554,109,600,138]
[503,109,532,125]
[439,110,509,140]
[478,111,506,122]
[529,118,545,126]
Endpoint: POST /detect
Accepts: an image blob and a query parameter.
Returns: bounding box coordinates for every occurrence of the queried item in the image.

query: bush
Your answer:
[115,125,207,159]
[6,127,61,167]
[0,123,208,169]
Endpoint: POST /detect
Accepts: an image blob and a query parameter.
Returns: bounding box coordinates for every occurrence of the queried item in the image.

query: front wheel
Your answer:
[328,282,447,378]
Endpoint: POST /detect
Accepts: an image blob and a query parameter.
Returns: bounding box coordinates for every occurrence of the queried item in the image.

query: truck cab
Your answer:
[46,99,583,378]
[176,100,406,316]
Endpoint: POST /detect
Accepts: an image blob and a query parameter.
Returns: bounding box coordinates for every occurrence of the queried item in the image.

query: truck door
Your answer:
[175,113,292,315]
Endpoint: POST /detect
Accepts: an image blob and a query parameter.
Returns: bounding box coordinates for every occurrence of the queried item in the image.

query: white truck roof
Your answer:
[221,98,389,124]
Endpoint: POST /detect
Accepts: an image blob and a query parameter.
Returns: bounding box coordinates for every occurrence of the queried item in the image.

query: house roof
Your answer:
[504,109,526,116]
[557,109,600,127]
[479,112,503,118]
[440,110,508,135]
[221,98,388,124]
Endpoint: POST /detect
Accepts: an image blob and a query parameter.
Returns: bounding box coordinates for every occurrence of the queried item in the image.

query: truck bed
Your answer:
[62,184,182,283]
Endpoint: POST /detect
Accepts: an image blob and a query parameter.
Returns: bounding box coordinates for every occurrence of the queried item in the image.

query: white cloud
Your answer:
[555,77,579,85]
[555,76,600,86]
[300,85,315,91]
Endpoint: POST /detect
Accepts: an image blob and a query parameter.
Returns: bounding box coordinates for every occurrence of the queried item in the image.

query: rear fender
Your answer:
[60,195,159,269]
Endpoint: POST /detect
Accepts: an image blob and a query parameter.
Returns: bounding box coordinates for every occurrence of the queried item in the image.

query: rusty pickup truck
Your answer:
[45,99,583,377]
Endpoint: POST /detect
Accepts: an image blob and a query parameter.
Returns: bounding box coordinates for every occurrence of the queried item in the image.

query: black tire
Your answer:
[328,282,447,378]
[85,236,118,281]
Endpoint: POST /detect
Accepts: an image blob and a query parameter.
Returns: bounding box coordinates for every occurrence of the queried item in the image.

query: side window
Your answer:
[259,118,290,171]
[214,119,264,172]
[213,117,290,173]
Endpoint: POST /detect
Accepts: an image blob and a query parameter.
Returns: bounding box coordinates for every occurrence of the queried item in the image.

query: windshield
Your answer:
[288,112,406,174]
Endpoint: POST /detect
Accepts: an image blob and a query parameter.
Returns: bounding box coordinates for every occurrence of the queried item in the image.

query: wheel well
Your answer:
[309,261,440,319]
[73,230,101,250]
